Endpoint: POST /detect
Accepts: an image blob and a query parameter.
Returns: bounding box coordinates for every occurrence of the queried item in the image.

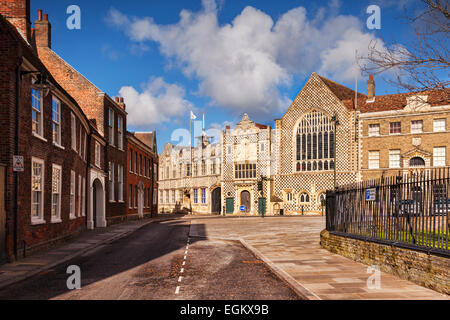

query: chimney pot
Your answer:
[38,10,43,21]
[120,98,124,103]
[115,97,120,103]
[367,75,375,100]
[44,13,48,21]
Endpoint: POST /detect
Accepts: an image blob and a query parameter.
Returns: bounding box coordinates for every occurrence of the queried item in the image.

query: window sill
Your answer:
[31,218,46,225]
[109,200,116,203]
[117,200,124,203]
[51,218,62,224]
[53,142,65,150]
[69,215,76,220]
[32,132,47,143]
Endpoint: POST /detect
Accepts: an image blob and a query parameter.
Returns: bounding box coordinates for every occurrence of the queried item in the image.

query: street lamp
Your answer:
[331,114,340,189]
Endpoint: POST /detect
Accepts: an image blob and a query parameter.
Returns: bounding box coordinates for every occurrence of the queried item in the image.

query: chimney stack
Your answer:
[367,75,375,100]
[116,97,126,110]
[0,0,32,43]
[34,9,51,48]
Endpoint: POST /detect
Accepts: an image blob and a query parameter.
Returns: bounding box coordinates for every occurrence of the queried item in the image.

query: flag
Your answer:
[190,111,197,120]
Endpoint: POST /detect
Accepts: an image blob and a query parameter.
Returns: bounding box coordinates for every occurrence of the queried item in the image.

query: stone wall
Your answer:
[320,229,450,295]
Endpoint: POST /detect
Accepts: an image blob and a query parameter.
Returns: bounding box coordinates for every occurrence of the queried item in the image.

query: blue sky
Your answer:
[31,0,422,150]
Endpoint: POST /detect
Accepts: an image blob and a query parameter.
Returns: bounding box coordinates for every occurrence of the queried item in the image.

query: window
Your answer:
[154,164,158,181]
[83,131,87,161]
[201,188,206,204]
[368,124,380,137]
[71,113,77,151]
[260,142,265,152]
[166,190,169,204]
[186,164,191,177]
[109,109,114,146]
[234,163,256,179]
[318,193,326,206]
[286,192,293,202]
[129,150,133,172]
[193,163,198,177]
[434,147,446,167]
[32,158,45,224]
[227,146,232,155]
[390,122,401,135]
[411,120,423,134]
[211,163,216,175]
[70,171,75,219]
[32,89,43,137]
[117,116,123,149]
[296,111,334,172]
[139,155,142,175]
[153,188,157,205]
[78,175,82,217]
[52,97,61,145]
[134,152,137,173]
[51,165,62,222]
[82,178,86,216]
[389,150,401,168]
[160,190,163,204]
[368,151,380,169]
[79,126,82,157]
[95,142,101,168]
[118,165,123,201]
[135,186,138,208]
[109,162,115,201]
[194,189,198,204]
[172,190,176,204]
[410,157,425,167]
[434,119,446,132]
[201,161,206,176]
[129,185,133,209]
[299,193,310,203]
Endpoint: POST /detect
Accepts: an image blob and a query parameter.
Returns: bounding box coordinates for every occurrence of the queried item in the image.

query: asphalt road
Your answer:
[0,218,299,300]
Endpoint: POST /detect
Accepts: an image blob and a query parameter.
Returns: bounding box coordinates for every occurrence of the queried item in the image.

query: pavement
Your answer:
[188,216,449,300]
[0,214,181,291]
[0,217,298,300]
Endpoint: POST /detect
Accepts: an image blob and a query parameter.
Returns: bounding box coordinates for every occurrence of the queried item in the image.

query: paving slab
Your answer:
[190,216,449,300]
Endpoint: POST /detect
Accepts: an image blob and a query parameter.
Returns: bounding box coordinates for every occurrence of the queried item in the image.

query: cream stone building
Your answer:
[221,114,278,215]
[158,135,222,214]
[158,73,449,216]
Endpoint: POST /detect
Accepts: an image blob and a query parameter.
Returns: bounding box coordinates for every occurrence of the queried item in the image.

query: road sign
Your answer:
[365,188,376,201]
[13,156,24,172]
[240,205,246,212]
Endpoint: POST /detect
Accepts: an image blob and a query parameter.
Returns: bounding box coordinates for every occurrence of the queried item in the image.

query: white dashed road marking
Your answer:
[175,237,190,295]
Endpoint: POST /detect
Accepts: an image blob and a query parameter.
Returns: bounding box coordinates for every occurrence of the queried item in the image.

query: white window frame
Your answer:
[368,124,380,137]
[433,147,446,167]
[433,119,446,132]
[71,113,77,151]
[389,150,401,168]
[52,96,62,146]
[286,192,293,202]
[153,188,157,205]
[109,109,115,146]
[118,116,123,150]
[411,120,423,134]
[51,164,62,223]
[109,162,115,202]
[70,170,76,219]
[95,141,101,168]
[118,165,123,202]
[32,88,44,138]
[78,175,82,217]
[31,157,45,225]
[82,177,86,216]
[368,151,380,169]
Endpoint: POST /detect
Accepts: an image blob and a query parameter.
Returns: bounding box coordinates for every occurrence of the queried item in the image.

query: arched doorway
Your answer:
[211,188,221,214]
[240,190,251,213]
[92,179,105,228]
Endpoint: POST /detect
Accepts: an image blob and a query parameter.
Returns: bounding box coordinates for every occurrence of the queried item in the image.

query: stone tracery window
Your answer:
[296,111,334,172]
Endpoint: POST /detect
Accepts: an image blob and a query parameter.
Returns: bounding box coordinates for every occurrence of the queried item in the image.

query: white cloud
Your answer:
[109,1,387,116]
[119,77,193,128]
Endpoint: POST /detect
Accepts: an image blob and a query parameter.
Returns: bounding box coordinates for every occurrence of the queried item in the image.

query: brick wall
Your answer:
[320,230,450,295]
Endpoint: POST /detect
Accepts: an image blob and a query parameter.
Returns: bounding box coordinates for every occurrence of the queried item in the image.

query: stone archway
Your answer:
[88,169,107,230]
[240,190,251,213]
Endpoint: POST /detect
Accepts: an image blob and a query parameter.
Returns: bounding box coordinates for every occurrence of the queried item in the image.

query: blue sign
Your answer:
[240,205,246,212]
[365,188,376,201]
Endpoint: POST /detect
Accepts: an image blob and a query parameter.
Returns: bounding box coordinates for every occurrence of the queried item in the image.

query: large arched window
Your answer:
[296,111,334,172]
[409,157,425,167]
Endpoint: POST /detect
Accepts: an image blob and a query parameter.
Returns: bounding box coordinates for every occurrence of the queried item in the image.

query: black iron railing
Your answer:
[326,168,450,256]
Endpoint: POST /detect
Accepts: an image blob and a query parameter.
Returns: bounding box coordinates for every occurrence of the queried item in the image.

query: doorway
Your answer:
[138,186,144,218]
[211,188,221,214]
[93,179,104,228]
[240,191,251,213]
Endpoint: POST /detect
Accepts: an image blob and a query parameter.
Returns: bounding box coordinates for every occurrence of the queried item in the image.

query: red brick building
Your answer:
[33,9,129,225]
[0,2,102,262]
[126,132,159,218]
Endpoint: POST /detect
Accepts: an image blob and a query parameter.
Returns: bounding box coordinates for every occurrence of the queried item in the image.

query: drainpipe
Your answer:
[14,57,23,260]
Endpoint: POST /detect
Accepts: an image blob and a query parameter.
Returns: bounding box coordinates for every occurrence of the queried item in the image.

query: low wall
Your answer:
[320,230,450,295]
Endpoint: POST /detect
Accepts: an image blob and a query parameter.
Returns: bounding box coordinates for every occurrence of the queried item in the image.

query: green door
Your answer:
[258,198,267,216]
[226,198,234,214]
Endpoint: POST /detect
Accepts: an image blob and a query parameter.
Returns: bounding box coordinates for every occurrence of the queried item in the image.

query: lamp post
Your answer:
[331,115,340,189]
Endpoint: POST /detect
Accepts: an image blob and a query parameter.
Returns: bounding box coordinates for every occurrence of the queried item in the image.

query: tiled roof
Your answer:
[318,75,449,113]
